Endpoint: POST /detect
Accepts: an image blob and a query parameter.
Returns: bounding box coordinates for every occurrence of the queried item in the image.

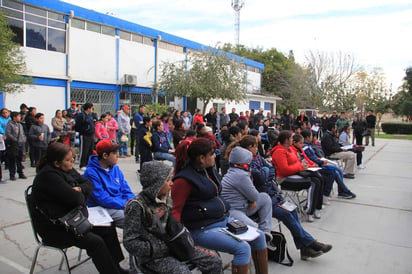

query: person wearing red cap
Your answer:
[117,106,131,158]
[66,101,78,118]
[83,139,135,228]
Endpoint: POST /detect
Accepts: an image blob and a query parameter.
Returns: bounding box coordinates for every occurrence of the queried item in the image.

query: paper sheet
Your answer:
[87,206,113,226]
[220,225,260,242]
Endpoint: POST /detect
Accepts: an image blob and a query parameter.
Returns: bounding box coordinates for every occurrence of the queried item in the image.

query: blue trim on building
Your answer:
[31,77,67,87]
[21,0,264,70]
[0,92,4,109]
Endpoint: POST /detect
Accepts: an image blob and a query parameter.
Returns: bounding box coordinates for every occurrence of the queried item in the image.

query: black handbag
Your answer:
[267,231,294,266]
[58,206,92,238]
[227,220,248,234]
[165,215,196,261]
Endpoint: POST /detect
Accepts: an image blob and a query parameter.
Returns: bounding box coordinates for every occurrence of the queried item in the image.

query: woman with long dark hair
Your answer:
[31,143,127,274]
[172,138,268,274]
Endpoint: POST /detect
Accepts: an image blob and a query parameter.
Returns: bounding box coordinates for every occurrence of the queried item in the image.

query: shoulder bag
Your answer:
[58,206,92,238]
[267,231,294,266]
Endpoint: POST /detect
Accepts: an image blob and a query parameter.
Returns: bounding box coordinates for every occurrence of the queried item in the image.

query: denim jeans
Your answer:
[190,217,266,265]
[273,206,314,249]
[321,166,350,195]
[154,152,175,165]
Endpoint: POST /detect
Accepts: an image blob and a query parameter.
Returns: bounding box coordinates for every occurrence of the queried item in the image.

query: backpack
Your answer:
[267,231,294,266]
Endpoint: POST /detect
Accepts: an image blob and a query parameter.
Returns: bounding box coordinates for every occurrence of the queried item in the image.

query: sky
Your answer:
[63,0,412,91]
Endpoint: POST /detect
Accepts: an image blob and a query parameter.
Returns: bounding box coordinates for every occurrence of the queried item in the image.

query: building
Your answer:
[1,0,280,126]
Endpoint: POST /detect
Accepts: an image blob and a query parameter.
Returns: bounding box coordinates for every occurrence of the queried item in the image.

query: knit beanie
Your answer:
[140,161,173,189]
[229,146,252,165]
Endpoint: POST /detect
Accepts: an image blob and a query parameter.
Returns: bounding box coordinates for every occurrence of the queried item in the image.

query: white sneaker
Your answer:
[314,210,321,219]
[307,215,315,222]
[323,195,331,205]
[357,164,365,169]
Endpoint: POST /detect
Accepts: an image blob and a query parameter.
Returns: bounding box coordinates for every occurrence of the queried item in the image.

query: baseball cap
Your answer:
[122,105,131,110]
[71,101,76,105]
[96,139,120,154]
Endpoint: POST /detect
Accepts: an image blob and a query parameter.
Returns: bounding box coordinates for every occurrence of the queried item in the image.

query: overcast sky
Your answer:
[63,0,412,90]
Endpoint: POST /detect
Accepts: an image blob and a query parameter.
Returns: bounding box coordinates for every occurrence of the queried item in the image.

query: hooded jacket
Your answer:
[29,122,51,148]
[152,130,171,153]
[123,161,172,264]
[221,147,260,210]
[270,144,304,178]
[83,155,135,209]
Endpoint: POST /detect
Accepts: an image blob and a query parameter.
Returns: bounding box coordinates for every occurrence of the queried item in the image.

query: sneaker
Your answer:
[300,246,323,260]
[357,164,365,169]
[311,240,333,253]
[18,174,27,179]
[343,174,355,179]
[10,176,17,181]
[0,179,7,183]
[323,195,331,205]
[307,215,314,222]
[314,210,321,219]
[338,191,356,199]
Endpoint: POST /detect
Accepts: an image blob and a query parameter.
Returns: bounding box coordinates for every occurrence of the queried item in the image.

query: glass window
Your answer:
[119,30,131,40]
[101,25,115,36]
[249,101,261,110]
[1,7,23,19]
[143,36,153,46]
[132,33,143,43]
[47,28,65,53]
[2,0,23,11]
[71,18,85,29]
[25,13,46,25]
[26,22,46,50]
[48,19,65,29]
[25,5,46,17]
[6,17,23,45]
[86,22,100,33]
[48,11,65,22]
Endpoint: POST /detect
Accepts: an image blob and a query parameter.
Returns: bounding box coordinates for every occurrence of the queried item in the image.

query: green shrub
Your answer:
[381,123,412,134]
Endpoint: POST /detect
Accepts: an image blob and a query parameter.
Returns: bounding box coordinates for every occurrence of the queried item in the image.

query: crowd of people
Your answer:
[6,102,378,273]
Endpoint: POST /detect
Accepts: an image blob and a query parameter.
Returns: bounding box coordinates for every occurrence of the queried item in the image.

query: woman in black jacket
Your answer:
[31,142,127,274]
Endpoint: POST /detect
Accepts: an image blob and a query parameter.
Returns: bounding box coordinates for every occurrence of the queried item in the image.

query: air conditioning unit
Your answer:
[123,74,137,86]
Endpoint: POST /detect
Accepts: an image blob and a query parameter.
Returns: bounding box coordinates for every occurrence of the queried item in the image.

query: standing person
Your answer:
[51,109,65,137]
[66,101,78,117]
[124,161,223,274]
[320,111,329,136]
[340,125,365,169]
[229,107,239,122]
[28,113,51,167]
[295,111,308,129]
[204,108,217,132]
[75,102,95,170]
[106,112,118,142]
[328,110,338,125]
[193,109,204,127]
[25,107,37,167]
[62,113,76,147]
[133,105,146,162]
[365,110,376,146]
[248,109,256,129]
[352,112,367,147]
[280,109,293,131]
[31,142,128,274]
[219,107,230,129]
[181,111,191,130]
[137,117,153,172]
[117,105,131,158]
[336,112,350,133]
[94,114,110,143]
[0,108,10,169]
[83,139,135,228]
[5,112,27,180]
[172,138,268,274]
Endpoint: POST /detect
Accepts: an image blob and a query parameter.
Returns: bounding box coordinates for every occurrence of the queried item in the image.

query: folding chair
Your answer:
[25,185,91,274]
[279,177,312,221]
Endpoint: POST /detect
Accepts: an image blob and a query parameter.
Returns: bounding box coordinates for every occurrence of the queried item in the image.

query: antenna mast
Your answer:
[231,0,245,46]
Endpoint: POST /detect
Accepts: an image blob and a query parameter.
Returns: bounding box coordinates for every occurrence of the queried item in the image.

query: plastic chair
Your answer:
[25,185,91,274]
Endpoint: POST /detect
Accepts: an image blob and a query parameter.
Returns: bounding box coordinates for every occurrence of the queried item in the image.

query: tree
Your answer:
[404,66,412,94]
[0,11,30,93]
[158,48,247,114]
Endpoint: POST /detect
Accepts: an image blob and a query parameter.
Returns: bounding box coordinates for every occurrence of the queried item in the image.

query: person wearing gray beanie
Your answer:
[123,161,222,273]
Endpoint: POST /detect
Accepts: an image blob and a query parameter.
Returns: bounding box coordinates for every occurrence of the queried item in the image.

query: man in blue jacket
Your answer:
[83,139,135,228]
[132,104,146,162]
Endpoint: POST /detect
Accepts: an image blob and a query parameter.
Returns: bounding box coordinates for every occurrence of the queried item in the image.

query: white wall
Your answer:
[22,47,66,78]
[5,85,66,128]
[119,40,155,87]
[69,28,117,83]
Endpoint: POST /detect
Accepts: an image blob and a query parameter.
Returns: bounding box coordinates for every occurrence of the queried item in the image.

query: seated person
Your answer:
[339,125,365,169]
[31,143,127,274]
[123,161,222,274]
[321,123,356,179]
[152,120,175,164]
[83,139,135,228]
[271,131,324,221]
[221,145,273,240]
[172,138,268,274]
[301,129,356,200]
[242,135,332,260]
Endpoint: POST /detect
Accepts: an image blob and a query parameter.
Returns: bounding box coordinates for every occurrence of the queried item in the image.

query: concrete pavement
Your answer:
[0,138,411,273]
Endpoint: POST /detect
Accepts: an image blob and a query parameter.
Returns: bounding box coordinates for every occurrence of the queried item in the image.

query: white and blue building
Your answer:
[1,0,280,126]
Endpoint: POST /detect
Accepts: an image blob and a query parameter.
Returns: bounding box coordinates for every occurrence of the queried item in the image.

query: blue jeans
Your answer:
[321,166,350,195]
[190,217,266,265]
[273,206,314,249]
[117,132,129,156]
[154,152,175,165]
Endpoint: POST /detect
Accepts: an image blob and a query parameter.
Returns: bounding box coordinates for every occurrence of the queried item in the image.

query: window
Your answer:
[264,102,272,111]
[143,36,153,46]
[249,101,260,110]
[26,22,46,49]
[71,18,85,29]
[47,28,65,52]
[119,30,131,40]
[86,22,100,33]
[132,33,143,43]
[6,17,23,45]
[101,25,115,36]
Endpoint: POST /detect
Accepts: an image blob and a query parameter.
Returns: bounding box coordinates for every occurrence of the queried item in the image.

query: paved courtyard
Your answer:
[0,138,411,273]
